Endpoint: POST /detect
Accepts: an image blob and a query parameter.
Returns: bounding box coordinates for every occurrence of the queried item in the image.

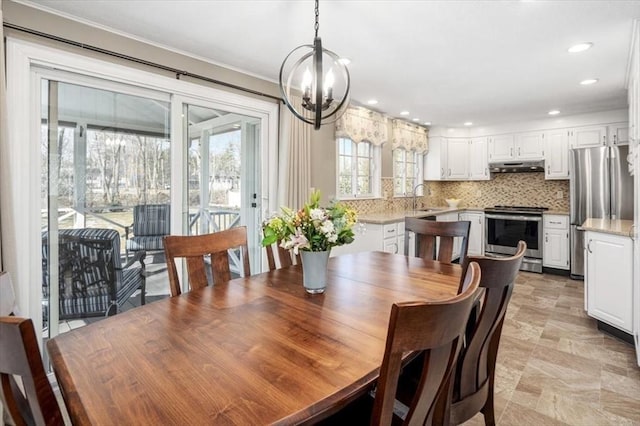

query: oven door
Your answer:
[485,213,543,258]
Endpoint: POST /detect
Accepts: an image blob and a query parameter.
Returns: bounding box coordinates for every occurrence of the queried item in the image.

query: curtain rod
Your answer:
[3,22,283,103]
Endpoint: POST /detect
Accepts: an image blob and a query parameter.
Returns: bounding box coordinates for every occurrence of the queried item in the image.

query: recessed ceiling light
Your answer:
[338,58,351,65]
[548,110,560,115]
[400,111,410,116]
[580,78,599,85]
[568,43,593,53]
[412,118,420,122]
[424,121,432,126]
[367,99,378,105]
[464,122,473,126]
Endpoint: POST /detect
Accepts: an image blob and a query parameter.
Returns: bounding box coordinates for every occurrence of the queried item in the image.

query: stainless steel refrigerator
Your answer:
[570,145,633,278]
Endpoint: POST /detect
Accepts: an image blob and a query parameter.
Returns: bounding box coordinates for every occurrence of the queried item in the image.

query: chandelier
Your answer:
[279,0,350,130]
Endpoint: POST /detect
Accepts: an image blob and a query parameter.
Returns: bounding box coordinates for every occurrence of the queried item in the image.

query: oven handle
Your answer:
[485,213,542,222]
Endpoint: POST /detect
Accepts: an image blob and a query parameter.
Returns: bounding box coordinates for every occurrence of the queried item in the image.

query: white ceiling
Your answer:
[18,0,640,128]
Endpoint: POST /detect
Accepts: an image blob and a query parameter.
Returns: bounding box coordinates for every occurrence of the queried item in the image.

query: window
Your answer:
[337,138,379,198]
[393,148,423,196]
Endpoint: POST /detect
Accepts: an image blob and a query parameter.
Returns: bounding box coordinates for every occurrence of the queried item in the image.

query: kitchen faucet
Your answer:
[411,183,429,212]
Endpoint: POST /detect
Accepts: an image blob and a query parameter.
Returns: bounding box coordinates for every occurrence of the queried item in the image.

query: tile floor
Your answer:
[463,272,640,426]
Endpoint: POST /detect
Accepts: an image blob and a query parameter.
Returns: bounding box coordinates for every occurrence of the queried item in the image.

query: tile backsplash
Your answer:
[342,173,569,215]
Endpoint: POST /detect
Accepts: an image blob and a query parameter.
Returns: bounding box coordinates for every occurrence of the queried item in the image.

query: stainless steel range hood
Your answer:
[489,160,545,173]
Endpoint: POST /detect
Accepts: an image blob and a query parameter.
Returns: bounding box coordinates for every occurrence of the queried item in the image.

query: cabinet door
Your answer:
[586,232,633,332]
[469,138,489,180]
[515,131,544,160]
[437,213,461,261]
[544,129,570,179]
[447,139,469,179]
[571,125,607,149]
[406,231,416,257]
[383,238,399,254]
[460,212,484,256]
[608,122,629,146]
[488,135,514,162]
[543,229,569,269]
[425,136,448,181]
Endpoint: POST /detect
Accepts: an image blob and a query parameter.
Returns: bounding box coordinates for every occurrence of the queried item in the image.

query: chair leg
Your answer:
[480,387,496,426]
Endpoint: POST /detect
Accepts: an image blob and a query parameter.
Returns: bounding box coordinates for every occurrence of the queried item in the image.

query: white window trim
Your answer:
[335,138,381,200]
[2,37,279,327]
[393,148,424,197]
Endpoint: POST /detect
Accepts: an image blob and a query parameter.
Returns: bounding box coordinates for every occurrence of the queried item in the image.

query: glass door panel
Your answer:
[41,78,171,345]
[183,103,261,289]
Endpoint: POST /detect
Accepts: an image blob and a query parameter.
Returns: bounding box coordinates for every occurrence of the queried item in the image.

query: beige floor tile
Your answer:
[499,399,565,425]
[601,370,640,401]
[600,389,640,422]
[501,318,545,343]
[536,389,634,426]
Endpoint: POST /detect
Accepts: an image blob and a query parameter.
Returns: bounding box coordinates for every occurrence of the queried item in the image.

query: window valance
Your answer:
[335,106,388,146]
[391,120,428,154]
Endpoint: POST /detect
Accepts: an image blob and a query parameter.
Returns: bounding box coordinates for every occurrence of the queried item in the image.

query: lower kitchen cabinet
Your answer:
[543,214,569,269]
[437,212,462,261]
[585,231,633,333]
[459,211,484,256]
[332,220,406,256]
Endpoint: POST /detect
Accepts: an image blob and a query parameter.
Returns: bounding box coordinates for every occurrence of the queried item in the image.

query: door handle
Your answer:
[587,239,593,253]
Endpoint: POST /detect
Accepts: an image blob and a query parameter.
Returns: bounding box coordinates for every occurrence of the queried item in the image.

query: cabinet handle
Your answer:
[394,243,398,254]
[613,135,617,145]
[448,168,451,176]
[510,147,513,157]
[387,229,395,233]
[602,135,606,145]
[545,234,548,243]
[587,239,593,253]
[550,221,561,224]
[485,167,488,176]
[441,167,444,177]
[547,165,550,174]
[518,147,521,156]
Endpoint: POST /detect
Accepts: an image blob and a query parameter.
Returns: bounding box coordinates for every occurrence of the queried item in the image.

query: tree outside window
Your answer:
[393,148,423,196]
[337,138,378,198]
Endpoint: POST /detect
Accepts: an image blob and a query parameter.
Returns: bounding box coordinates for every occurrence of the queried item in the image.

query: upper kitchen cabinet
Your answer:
[488,134,515,162]
[425,136,447,181]
[569,125,608,148]
[608,122,629,145]
[544,129,570,179]
[488,132,543,162]
[469,137,489,180]
[446,138,470,179]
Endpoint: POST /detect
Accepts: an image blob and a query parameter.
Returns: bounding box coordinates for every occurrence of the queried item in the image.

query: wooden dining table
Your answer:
[47,251,463,425]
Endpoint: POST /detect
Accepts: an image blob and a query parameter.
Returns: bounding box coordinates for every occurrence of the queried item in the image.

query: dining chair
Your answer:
[437,241,526,426]
[0,316,65,426]
[321,261,481,426]
[264,236,300,271]
[164,226,250,296]
[404,217,471,265]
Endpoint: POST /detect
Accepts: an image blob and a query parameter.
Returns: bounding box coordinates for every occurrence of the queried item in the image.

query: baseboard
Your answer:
[542,267,571,276]
[596,321,634,345]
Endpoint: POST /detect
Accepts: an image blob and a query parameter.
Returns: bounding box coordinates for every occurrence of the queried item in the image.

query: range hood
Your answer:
[489,160,545,173]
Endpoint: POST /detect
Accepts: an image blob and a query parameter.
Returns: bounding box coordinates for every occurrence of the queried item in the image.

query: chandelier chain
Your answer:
[314,0,319,38]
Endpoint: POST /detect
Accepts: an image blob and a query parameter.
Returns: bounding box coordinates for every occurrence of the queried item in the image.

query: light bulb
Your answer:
[301,67,312,92]
[324,68,335,90]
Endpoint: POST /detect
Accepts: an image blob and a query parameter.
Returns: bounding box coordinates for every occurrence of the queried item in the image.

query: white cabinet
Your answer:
[515,131,545,160]
[469,137,489,180]
[382,221,405,255]
[488,134,515,162]
[458,211,484,256]
[446,138,470,180]
[543,215,569,269]
[608,122,629,146]
[425,136,448,181]
[437,212,462,261]
[544,129,570,179]
[488,132,543,162]
[332,220,407,256]
[585,231,633,333]
[570,125,608,149]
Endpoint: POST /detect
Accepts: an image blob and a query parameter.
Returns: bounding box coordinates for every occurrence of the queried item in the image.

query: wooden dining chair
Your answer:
[437,241,526,426]
[322,262,481,426]
[0,316,65,426]
[404,217,471,265]
[164,226,250,297]
[264,235,300,271]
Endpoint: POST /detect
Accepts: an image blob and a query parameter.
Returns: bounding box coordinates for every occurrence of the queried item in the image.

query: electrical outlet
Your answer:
[556,190,563,199]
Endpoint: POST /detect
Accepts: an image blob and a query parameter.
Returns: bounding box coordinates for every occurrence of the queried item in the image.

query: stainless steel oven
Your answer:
[484,206,547,273]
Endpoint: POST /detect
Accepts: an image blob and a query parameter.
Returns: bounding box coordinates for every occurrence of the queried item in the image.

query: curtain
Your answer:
[391,119,429,154]
[335,106,388,146]
[0,9,6,272]
[277,95,311,211]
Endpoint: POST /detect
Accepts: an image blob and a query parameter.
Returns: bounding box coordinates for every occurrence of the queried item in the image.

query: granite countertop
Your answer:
[357,206,484,224]
[544,210,570,215]
[580,218,634,237]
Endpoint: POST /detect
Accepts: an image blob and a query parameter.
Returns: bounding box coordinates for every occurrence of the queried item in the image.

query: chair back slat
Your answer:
[405,217,470,265]
[446,241,526,425]
[0,317,64,426]
[371,262,481,426]
[164,226,250,296]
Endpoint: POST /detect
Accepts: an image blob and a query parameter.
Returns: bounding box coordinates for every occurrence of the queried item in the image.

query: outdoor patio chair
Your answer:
[125,204,170,262]
[42,228,146,320]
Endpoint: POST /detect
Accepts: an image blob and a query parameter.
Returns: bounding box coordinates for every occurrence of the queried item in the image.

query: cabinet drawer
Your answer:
[383,223,397,238]
[544,215,568,229]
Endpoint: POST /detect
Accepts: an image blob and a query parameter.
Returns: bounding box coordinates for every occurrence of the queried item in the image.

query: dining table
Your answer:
[47,251,463,425]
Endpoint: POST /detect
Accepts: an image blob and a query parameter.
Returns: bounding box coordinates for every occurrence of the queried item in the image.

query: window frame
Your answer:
[336,137,381,200]
[393,148,424,197]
